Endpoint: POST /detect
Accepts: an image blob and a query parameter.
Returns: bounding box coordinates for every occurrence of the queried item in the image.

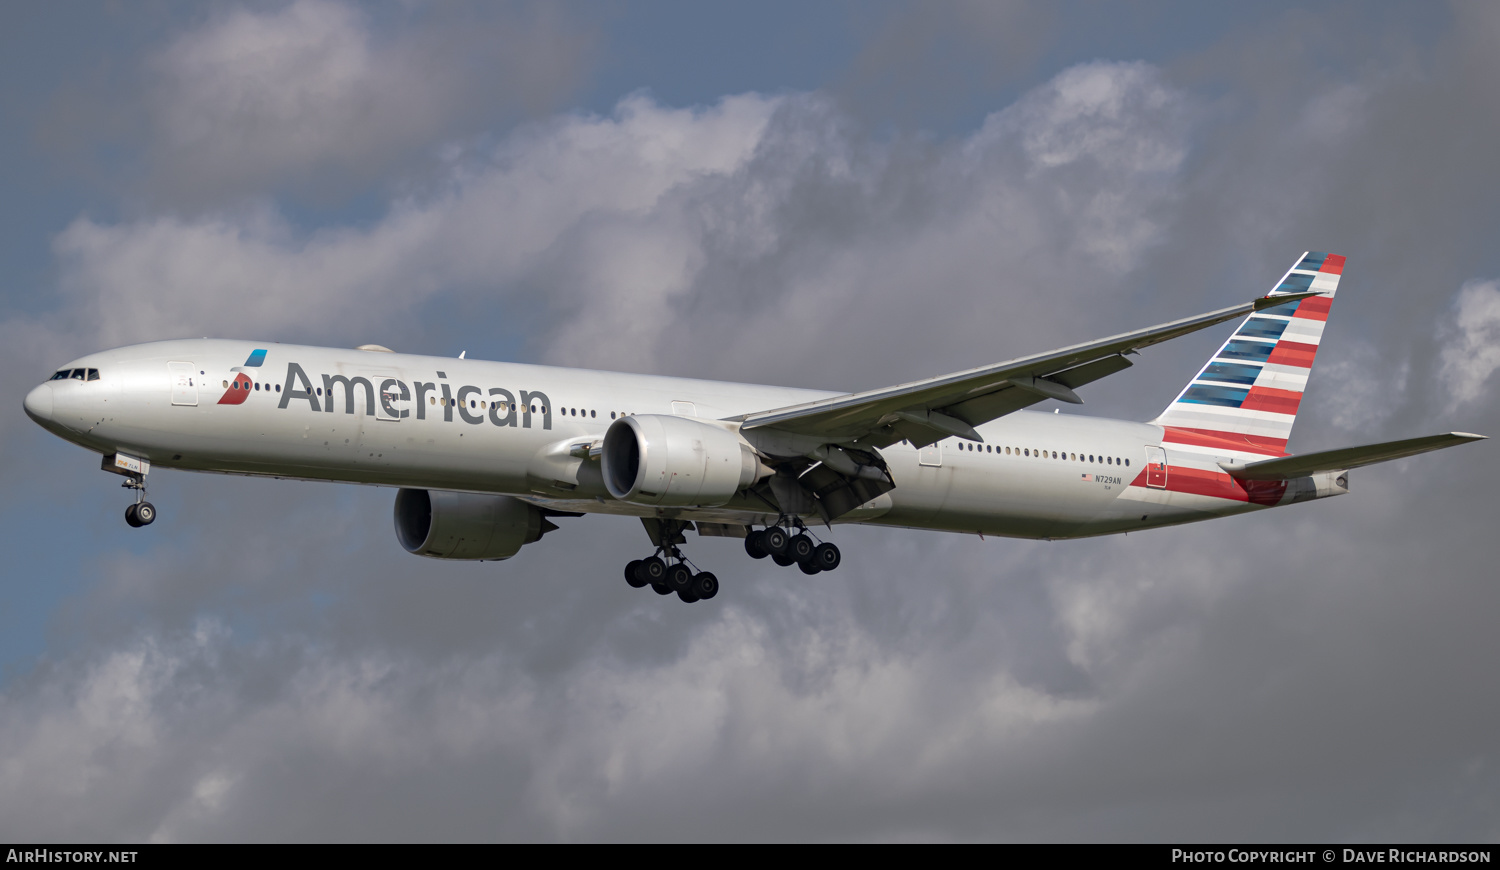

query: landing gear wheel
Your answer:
[788,534,815,564]
[676,587,700,603]
[636,557,667,585]
[665,563,693,590]
[811,542,841,572]
[744,530,769,559]
[135,502,155,525]
[762,527,790,556]
[691,572,719,600]
[651,582,673,596]
[771,551,795,567]
[625,559,648,588]
[798,561,821,575]
[124,504,142,528]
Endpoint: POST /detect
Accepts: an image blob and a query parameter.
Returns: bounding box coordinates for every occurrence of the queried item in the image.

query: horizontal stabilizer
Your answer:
[1220,432,1486,480]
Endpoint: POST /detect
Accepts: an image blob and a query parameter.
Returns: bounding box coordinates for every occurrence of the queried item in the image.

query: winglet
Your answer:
[1253,290,1322,311]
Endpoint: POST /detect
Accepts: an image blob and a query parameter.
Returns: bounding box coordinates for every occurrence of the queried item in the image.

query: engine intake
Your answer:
[394,489,555,560]
[602,414,767,507]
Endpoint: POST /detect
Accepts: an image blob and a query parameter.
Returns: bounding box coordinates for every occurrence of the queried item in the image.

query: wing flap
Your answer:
[1220,432,1486,480]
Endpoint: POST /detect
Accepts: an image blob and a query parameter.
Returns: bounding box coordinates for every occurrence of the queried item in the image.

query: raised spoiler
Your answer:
[1219,432,1486,481]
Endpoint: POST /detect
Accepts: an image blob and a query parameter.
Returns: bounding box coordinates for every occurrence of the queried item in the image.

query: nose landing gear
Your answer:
[122,474,156,528]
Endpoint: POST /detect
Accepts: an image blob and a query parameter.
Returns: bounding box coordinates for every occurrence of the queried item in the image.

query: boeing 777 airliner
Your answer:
[23,253,1484,602]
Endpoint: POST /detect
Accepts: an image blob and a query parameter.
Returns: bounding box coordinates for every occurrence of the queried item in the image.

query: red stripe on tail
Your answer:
[1240,386,1303,415]
[1160,427,1289,456]
[1292,295,1333,321]
[1267,341,1319,367]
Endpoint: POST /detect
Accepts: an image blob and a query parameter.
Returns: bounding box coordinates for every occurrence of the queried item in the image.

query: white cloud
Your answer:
[55,62,1193,381]
[1439,279,1500,410]
[55,93,778,350]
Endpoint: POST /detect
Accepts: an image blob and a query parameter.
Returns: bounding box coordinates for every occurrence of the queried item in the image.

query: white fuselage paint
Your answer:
[26,340,1336,542]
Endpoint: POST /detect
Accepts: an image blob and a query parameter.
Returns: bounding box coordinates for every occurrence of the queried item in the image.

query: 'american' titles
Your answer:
[277,362,553,429]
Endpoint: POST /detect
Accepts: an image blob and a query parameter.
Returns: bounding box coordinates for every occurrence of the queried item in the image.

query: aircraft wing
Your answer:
[1220,432,1487,481]
[738,292,1320,449]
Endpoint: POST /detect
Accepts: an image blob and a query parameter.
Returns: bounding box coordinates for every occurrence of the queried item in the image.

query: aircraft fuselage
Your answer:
[25,338,1339,542]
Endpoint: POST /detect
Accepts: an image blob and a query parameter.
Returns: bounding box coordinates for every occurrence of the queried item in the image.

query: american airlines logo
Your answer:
[274,362,553,430]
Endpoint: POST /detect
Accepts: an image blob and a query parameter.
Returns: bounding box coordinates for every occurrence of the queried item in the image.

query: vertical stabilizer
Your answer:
[1153,252,1345,457]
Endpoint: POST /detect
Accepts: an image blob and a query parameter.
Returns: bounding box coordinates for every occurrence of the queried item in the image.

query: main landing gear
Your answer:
[122,473,156,528]
[621,517,842,604]
[625,550,719,603]
[743,520,841,575]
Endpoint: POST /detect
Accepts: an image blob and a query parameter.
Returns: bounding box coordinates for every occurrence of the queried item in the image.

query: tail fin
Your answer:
[1153,252,1345,457]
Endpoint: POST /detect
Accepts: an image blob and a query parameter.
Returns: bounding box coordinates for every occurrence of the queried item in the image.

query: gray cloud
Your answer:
[31,0,596,213]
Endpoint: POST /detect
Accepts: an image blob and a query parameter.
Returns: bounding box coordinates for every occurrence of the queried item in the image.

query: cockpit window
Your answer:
[48,368,100,381]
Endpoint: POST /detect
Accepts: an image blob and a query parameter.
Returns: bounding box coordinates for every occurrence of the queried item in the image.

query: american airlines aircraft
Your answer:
[23,252,1484,603]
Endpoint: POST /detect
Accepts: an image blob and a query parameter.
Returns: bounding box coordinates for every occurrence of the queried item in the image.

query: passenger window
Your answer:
[222,380,229,388]
[1125,459,1130,467]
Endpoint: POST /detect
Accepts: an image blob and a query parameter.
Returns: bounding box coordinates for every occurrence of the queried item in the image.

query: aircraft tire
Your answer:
[788,534,814,563]
[771,551,795,567]
[665,563,693,590]
[762,527,790,556]
[798,561,821,575]
[124,504,142,528]
[638,557,667,585]
[676,587,700,603]
[135,502,156,525]
[744,530,769,559]
[811,543,841,572]
[692,572,719,600]
[651,582,673,596]
[625,560,649,588]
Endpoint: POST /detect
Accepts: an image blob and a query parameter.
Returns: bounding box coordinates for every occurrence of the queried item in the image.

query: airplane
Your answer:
[22,252,1485,603]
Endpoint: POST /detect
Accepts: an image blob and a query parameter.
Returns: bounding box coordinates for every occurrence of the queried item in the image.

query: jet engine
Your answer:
[393,489,556,560]
[602,414,769,507]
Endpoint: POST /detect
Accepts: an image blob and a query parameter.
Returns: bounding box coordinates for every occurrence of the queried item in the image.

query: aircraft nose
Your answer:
[23,383,53,424]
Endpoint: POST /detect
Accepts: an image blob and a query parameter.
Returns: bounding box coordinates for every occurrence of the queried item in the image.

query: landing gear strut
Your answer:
[622,519,718,603]
[122,474,156,528]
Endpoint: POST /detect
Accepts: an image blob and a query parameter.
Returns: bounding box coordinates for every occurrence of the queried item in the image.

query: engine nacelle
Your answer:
[393,489,554,561]
[602,414,767,507]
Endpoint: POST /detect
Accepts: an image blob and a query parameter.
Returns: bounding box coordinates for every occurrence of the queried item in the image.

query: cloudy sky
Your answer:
[3,1,1498,842]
